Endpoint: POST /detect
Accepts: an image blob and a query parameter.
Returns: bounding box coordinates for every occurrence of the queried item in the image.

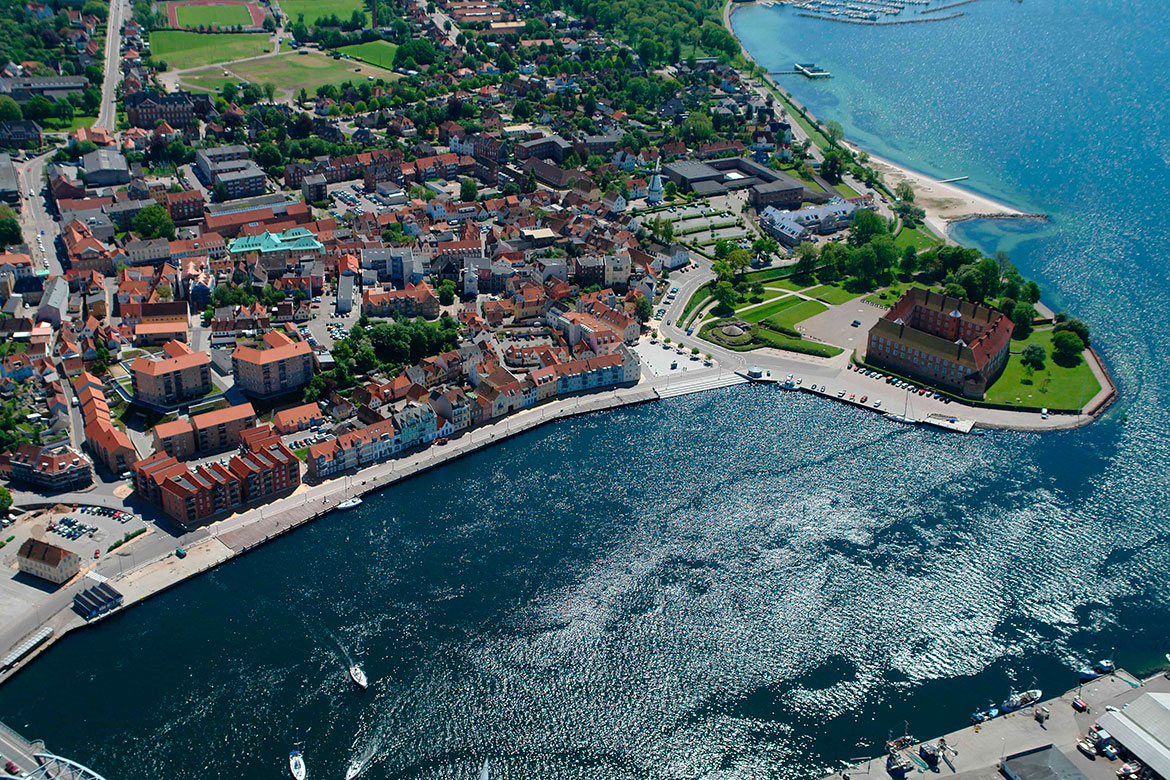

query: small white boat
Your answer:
[479,759,490,780]
[350,664,368,689]
[289,750,306,780]
[345,760,364,780]
[338,497,362,510]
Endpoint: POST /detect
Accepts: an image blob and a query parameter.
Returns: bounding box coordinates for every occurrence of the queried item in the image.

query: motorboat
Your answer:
[338,497,362,510]
[350,664,368,689]
[1003,689,1042,712]
[919,743,940,766]
[289,750,306,780]
[345,760,364,780]
[1077,739,1098,759]
[1080,660,1116,681]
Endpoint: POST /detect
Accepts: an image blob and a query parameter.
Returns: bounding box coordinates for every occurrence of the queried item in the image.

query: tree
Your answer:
[895,181,915,204]
[849,209,889,247]
[459,177,478,202]
[726,248,752,276]
[1010,302,1036,338]
[901,245,919,276]
[1052,330,1085,365]
[132,204,175,240]
[825,119,844,145]
[713,239,732,260]
[1054,317,1091,347]
[752,236,778,260]
[0,217,21,247]
[437,279,456,306]
[634,293,653,323]
[1021,343,1047,370]
[821,151,844,183]
[212,181,228,203]
[303,374,327,403]
[255,142,284,169]
[0,486,10,515]
[793,241,818,280]
[156,282,173,302]
[1021,280,1041,304]
[0,97,20,122]
[712,280,738,311]
[24,95,53,121]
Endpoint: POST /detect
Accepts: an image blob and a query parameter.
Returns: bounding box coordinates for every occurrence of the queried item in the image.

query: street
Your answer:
[96,0,127,130]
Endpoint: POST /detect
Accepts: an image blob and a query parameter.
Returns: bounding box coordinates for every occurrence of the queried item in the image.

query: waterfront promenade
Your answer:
[826,670,1158,780]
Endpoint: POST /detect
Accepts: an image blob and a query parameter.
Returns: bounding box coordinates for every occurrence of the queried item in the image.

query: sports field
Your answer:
[171,2,253,27]
[337,40,398,69]
[150,30,270,69]
[280,0,365,23]
[223,51,395,96]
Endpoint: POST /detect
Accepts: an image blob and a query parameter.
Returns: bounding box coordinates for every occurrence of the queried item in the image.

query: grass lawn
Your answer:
[752,327,843,357]
[833,181,862,198]
[338,40,398,69]
[228,52,396,95]
[180,70,236,92]
[680,283,714,324]
[737,287,790,308]
[41,114,97,131]
[984,330,1101,410]
[807,284,861,305]
[780,165,825,193]
[768,299,829,330]
[743,266,798,286]
[171,1,254,27]
[293,447,309,461]
[741,295,798,324]
[863,280,934,307]
[280,0,366,23]
[150,31,271,69]
[894,224,943,252]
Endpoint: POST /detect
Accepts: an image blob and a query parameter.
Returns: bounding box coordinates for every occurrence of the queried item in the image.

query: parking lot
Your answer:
[0,505,147,576]
[324,180,401,219]
[634,338,710,378]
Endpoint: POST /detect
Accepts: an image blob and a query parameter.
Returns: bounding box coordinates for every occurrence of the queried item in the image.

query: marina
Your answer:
[827,670,1161,780]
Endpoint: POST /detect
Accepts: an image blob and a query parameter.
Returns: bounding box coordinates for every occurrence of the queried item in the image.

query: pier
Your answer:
[920,0,981,13]
[795,62,832,78]
[798,10,963,23]
[824,669,1160,780]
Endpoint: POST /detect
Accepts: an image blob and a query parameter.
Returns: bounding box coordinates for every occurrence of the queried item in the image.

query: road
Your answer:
[96,0,128,130]
[15,151,62,274]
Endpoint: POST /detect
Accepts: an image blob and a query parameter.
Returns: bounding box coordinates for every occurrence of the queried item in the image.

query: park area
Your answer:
[279,0,366,23]
[150,30,270,69]
[338,40,398,69]
[165,0,262,28]
[983,329,1101,410]
[182,51,395,97]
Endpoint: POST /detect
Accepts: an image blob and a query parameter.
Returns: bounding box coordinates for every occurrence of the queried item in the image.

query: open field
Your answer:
[338,40,398,69]
[807,284,861,305]
[179,70,236,92]
[226,52,396,96]
[170,1,254,27]
[280,0,366,23]
[894,223,943,251]
[769,299,828,330]
[150,30,271,69]
[741,296,798,324]
[863,279,934,307]
[984,329,1101,410]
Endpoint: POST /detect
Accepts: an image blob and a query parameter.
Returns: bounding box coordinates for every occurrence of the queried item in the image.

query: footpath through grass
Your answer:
[338,40,399,69]
[740,295,797,323]
[150,30,270,69]
[807,284,861,305]
[984,330,1101,410]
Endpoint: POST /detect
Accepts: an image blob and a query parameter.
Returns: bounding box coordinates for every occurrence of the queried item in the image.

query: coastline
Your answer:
[723,0,1043,240]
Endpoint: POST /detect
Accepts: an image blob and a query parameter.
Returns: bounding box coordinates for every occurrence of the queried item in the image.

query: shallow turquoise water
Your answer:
[2,4,1170,779]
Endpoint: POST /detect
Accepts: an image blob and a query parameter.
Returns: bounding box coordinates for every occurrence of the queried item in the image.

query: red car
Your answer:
[860,395,868,403]
[93,548,101,559]
[5,760,20,775]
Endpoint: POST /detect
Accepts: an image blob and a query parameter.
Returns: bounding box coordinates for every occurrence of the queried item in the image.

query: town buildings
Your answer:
[8,443,93,491]
[865,288,1014,398]
[232,330,314,398]
[132,425,301,527]
[129,340,213,407]
[17,538,81,585]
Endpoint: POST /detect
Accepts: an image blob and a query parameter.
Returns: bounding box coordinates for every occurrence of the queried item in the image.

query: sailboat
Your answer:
[289,750,306,780]
[349,664,368,689]
[886,383,919,425]
[479,759,491,780]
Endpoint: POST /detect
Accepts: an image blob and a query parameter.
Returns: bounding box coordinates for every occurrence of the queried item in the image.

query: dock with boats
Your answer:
[779,0,976,24]
[825,669,1158,780]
